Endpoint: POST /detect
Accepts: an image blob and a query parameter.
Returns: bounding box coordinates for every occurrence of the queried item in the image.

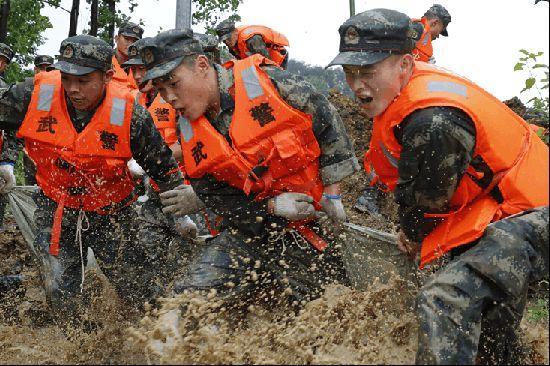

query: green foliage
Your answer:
[526,297,549,323]
[14,152,24,186]
[286,59,352,96]
[514,49,549,124]
[84,0,143,45]
[2,0,59,83]
[193,0,242,32]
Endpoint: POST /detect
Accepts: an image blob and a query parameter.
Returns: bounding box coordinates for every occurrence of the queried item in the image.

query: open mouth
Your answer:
[358,96,374,104]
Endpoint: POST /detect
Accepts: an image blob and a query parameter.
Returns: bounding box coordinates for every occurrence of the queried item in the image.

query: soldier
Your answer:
[122,39,199,241]
[0,43,16,232]
[34,55,55,74]
[411,4,451,64]
[140,29,360,307]
[0,35,185,322]
[113,21,144,90]
[215,19,290,68]
[329,9,549,364]
[194,32,221,64]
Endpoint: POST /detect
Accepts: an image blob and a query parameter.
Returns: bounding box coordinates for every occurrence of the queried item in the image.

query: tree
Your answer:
[69,0,80,37]
[1,0,61,83]
[0,0,9,42]
[193,0,243,32]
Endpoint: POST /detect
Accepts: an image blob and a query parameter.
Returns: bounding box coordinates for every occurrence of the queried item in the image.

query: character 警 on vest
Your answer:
[140,29,359,306]
[0,34,185,320]
[329,8,549,364]
[215,19,290,68]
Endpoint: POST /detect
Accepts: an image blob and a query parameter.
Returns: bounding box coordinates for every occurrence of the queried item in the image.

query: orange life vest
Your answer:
[149,94,178,146]
[235,25,289,67]
[112,54,138,91]
[180,55,325,247]
[365,62,549,267]
[412,18,433,63]
[17,70,136,255]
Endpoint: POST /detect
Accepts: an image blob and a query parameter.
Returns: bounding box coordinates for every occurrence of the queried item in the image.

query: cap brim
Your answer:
[119,32,141,40]
[142,56,185,83]
[121,58,144,67]
[53,60,98,76]
[326,51,391,68]
[219,33,232,42]
[36,62,53,67]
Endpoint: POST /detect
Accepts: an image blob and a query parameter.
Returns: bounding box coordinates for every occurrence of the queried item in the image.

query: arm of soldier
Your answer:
[263,66,360,186]
[129,103,183,191]
[0,129,23,165]
[395,107,476,244]
[245,34,271,58]
[0,78,34,131]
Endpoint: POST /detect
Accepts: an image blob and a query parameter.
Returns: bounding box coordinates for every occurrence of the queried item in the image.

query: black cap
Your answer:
[424,4,451,37]
[118,22,144,40]
[54,35,113,75]
[141,28,203,83]
[328,8,415,68]
[34,55,54,67]
[215,19,236,42]
[0,43,14,63]
[121,38,153,67]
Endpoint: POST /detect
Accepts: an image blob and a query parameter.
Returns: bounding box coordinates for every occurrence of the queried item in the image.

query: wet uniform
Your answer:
[175,62,360,305]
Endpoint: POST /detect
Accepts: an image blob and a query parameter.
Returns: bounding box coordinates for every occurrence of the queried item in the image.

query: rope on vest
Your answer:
[76,209,90,293]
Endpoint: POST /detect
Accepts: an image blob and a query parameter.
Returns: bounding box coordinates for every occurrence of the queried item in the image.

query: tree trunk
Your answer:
[68,0,80,36]
[0,0,10,43]
[107,0,115,46]
[90,0,98,36]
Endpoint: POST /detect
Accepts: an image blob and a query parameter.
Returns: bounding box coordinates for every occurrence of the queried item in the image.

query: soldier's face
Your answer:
[131,65,147,85]
[0,57,8,73]
[153,55,215,121]
[34,65,51,74]
[344,54,414,119]
[115,35,139,56]
[428,19,445,40]
[61,70,114,111]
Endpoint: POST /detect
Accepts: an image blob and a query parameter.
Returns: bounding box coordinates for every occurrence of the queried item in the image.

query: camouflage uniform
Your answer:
[0,42,15,230]
[328,9,549,364]
[141,30,360,306]
[0,35,184,318]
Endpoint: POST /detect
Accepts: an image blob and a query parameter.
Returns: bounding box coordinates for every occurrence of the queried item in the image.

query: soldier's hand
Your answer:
[0,163,16,194]
[396,230,419,259]
[270,192,316,221]
[174,215,198,239]
[127,158,145,179]
[320,194,347,223]
[160,184,205,217]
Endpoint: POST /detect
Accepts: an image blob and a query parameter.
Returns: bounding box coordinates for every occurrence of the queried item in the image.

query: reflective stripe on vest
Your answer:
[427,81,468,97]
[241,65,264,100]
[179,116,193,142]
[111,98,127,126]
[38,84,55,111]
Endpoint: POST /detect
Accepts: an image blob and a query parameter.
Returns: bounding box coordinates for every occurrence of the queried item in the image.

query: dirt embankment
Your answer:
[0,92,547,364]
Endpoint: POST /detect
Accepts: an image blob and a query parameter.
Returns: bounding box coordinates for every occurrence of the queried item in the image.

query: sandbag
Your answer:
[7,186,39,258]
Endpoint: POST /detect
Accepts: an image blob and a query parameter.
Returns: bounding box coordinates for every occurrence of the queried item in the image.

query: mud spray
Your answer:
[1,93,548,364]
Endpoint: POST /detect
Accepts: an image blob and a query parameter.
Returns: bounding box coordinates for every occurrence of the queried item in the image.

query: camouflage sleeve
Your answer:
[245,34,270,58]
[0,129,23,164]
[130,102,183,191]
[0,78,34,131]
[263,65,361,185]
[394,106,476,242]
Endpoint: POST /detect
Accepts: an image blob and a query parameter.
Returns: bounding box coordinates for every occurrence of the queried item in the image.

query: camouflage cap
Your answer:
[141,28,203,83]
[0,43,14,63]
[121,37,153,67]
[328,9,415,68]
[215,18,236,42]
[34,55,54,67]
[194,33,219,52]
[118,21,144,40]
[424,4,451,37]
[54,35,113,75]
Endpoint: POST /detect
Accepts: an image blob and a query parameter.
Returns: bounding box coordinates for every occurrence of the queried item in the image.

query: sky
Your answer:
[38,0,549,102]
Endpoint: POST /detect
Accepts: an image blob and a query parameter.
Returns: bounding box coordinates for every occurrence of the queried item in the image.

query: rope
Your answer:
[76,210,90,293]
